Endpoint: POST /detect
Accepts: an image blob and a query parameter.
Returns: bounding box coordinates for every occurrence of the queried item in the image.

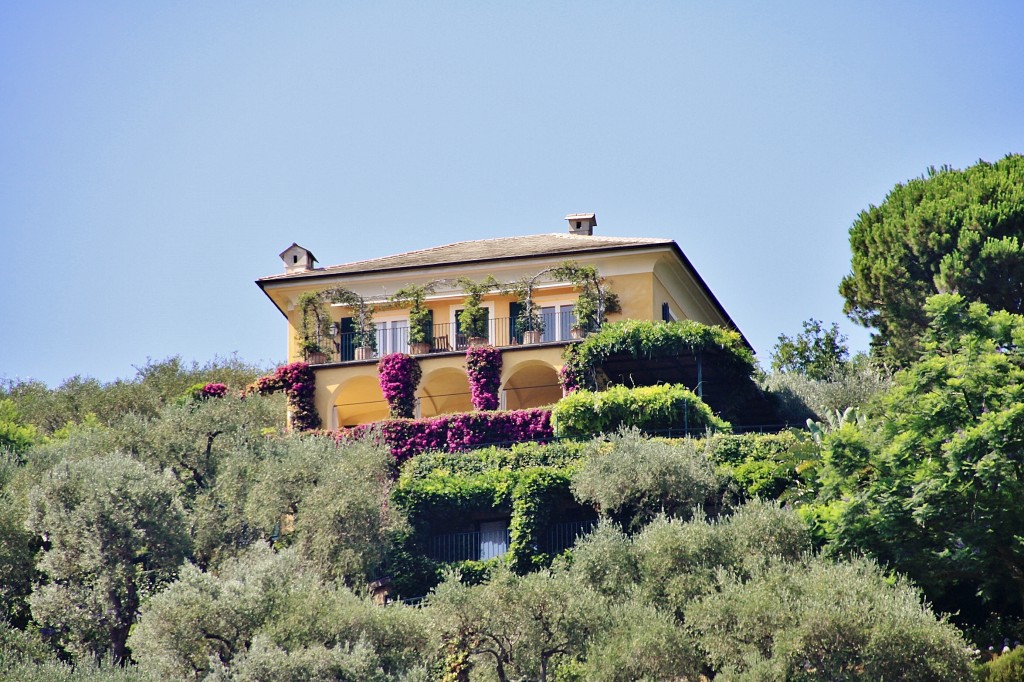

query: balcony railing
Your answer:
[307,311,581,364]
[426,518,597,563]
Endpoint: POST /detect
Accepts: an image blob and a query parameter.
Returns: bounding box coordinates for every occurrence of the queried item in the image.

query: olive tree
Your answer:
[27,453,190,663]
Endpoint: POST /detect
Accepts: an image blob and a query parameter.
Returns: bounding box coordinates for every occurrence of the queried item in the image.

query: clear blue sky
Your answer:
[3,2,1023,386]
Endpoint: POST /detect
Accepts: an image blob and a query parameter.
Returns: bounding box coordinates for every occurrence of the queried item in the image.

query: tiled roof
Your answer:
[258,233,674,282]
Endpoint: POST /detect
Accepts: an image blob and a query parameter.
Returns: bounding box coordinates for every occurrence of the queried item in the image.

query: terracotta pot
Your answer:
[306,351,329,364]
[570,327,585,339]
[468,336,489,347]
[354,346,374,360]
[410,341,431,355]
[523,330,542,344]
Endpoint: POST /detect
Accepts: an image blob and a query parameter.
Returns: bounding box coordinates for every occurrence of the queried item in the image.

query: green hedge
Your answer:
[551,384,730,438]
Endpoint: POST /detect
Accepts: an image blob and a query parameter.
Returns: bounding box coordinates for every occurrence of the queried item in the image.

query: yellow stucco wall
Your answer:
[608,272,656,322]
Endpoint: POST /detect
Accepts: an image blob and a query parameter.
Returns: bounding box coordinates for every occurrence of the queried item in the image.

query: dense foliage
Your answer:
[552,383,730,438]
[840,154,1024,365]
[0,364,988,679]
[0,355,269,435]
[561,319,755,391]
[759,355,892,423]
[770,318,850,380]
[571,431,724,530]
[808,294,1024,618]
[28,453,191,663]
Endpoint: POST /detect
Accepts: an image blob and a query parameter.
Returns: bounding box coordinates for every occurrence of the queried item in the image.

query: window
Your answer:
[538,303,578,342]
[479,520,509,559]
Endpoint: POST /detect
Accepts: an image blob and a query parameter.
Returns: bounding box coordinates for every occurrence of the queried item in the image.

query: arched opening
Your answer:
[419,367,473,417]
[335,375,388,427]
[502,361,561,410]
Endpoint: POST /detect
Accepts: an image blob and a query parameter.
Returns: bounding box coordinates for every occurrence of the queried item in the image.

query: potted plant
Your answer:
[389,282,438,355]
[327,287,377,360]
[297,291,332,364]
[457,276,498,346]
[552,262,621,336]
[506,271,551,344]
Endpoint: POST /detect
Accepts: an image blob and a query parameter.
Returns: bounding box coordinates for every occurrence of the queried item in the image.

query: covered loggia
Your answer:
[501,359,562,410]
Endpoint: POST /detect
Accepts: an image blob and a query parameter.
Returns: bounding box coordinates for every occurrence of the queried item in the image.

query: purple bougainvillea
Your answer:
[246,362,321,431]
[336,408,553,464]
[465,345,502,410]
[199,382,229,399]
[378,353,422,418]
[558,364,581,395]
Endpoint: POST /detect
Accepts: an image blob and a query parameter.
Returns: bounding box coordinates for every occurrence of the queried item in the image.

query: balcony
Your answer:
[426,518,597,563]
[305,310,581,365]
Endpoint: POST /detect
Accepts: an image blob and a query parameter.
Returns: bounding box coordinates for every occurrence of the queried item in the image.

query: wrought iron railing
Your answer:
[427,528,512,563]
[542,518,598,555]
[426,518,596,564]
[308,310,580,364]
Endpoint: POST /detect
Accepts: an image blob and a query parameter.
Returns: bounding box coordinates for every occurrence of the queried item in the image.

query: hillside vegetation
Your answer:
[0,342,1008,681]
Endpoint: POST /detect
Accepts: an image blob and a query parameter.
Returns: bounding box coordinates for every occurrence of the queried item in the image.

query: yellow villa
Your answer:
[256,214,744,430]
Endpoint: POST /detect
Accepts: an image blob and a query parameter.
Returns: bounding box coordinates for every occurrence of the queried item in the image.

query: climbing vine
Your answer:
[378,353,422,418]
[559,319,755,393]
[246,362,320,431]
[466,345,502,410]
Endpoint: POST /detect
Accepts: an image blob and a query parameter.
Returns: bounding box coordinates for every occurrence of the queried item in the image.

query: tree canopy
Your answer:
[770,318,849,380]
[839,154,1024,366]
[810,293,1024,617]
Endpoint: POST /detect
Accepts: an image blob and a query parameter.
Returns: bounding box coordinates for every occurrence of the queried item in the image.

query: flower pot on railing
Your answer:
[468,336,489,347]
[523,330,542,344]
[570,327,585,340]
[355,346,375,360]
[409,341,431,355]
[305,350,329,365]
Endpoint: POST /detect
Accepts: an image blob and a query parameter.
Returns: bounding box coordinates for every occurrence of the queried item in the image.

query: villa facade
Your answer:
[256,214,744,430]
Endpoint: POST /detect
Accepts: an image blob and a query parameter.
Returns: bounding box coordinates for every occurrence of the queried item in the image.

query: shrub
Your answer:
[377,353,422,419]
[981,647,1024,682]
[551,383,729,438]
[686,556,975,681]
[571,431,723,530]
[337,409,553,464]
[702,431,820,501]
[759,358,892,422]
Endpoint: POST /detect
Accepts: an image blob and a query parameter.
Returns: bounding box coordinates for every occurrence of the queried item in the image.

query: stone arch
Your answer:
[334,375,388,428]
[419,367,473,417]
[501,359,561,410]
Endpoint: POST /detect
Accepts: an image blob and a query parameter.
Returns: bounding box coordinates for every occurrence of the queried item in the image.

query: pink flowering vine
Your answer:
[378,353,422,419]
[246,362,320,431]
[465,345,502,411]
[336,408,553,464]
[199,382,229,399]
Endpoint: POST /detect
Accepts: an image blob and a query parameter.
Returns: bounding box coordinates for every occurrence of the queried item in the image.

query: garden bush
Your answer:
[551,383,729,438]
[702,431,820,501]
[571,431,724,530]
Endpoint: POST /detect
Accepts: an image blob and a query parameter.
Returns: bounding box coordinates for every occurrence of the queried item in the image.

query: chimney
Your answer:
[279,243,318,274]
[565,213,596,236]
